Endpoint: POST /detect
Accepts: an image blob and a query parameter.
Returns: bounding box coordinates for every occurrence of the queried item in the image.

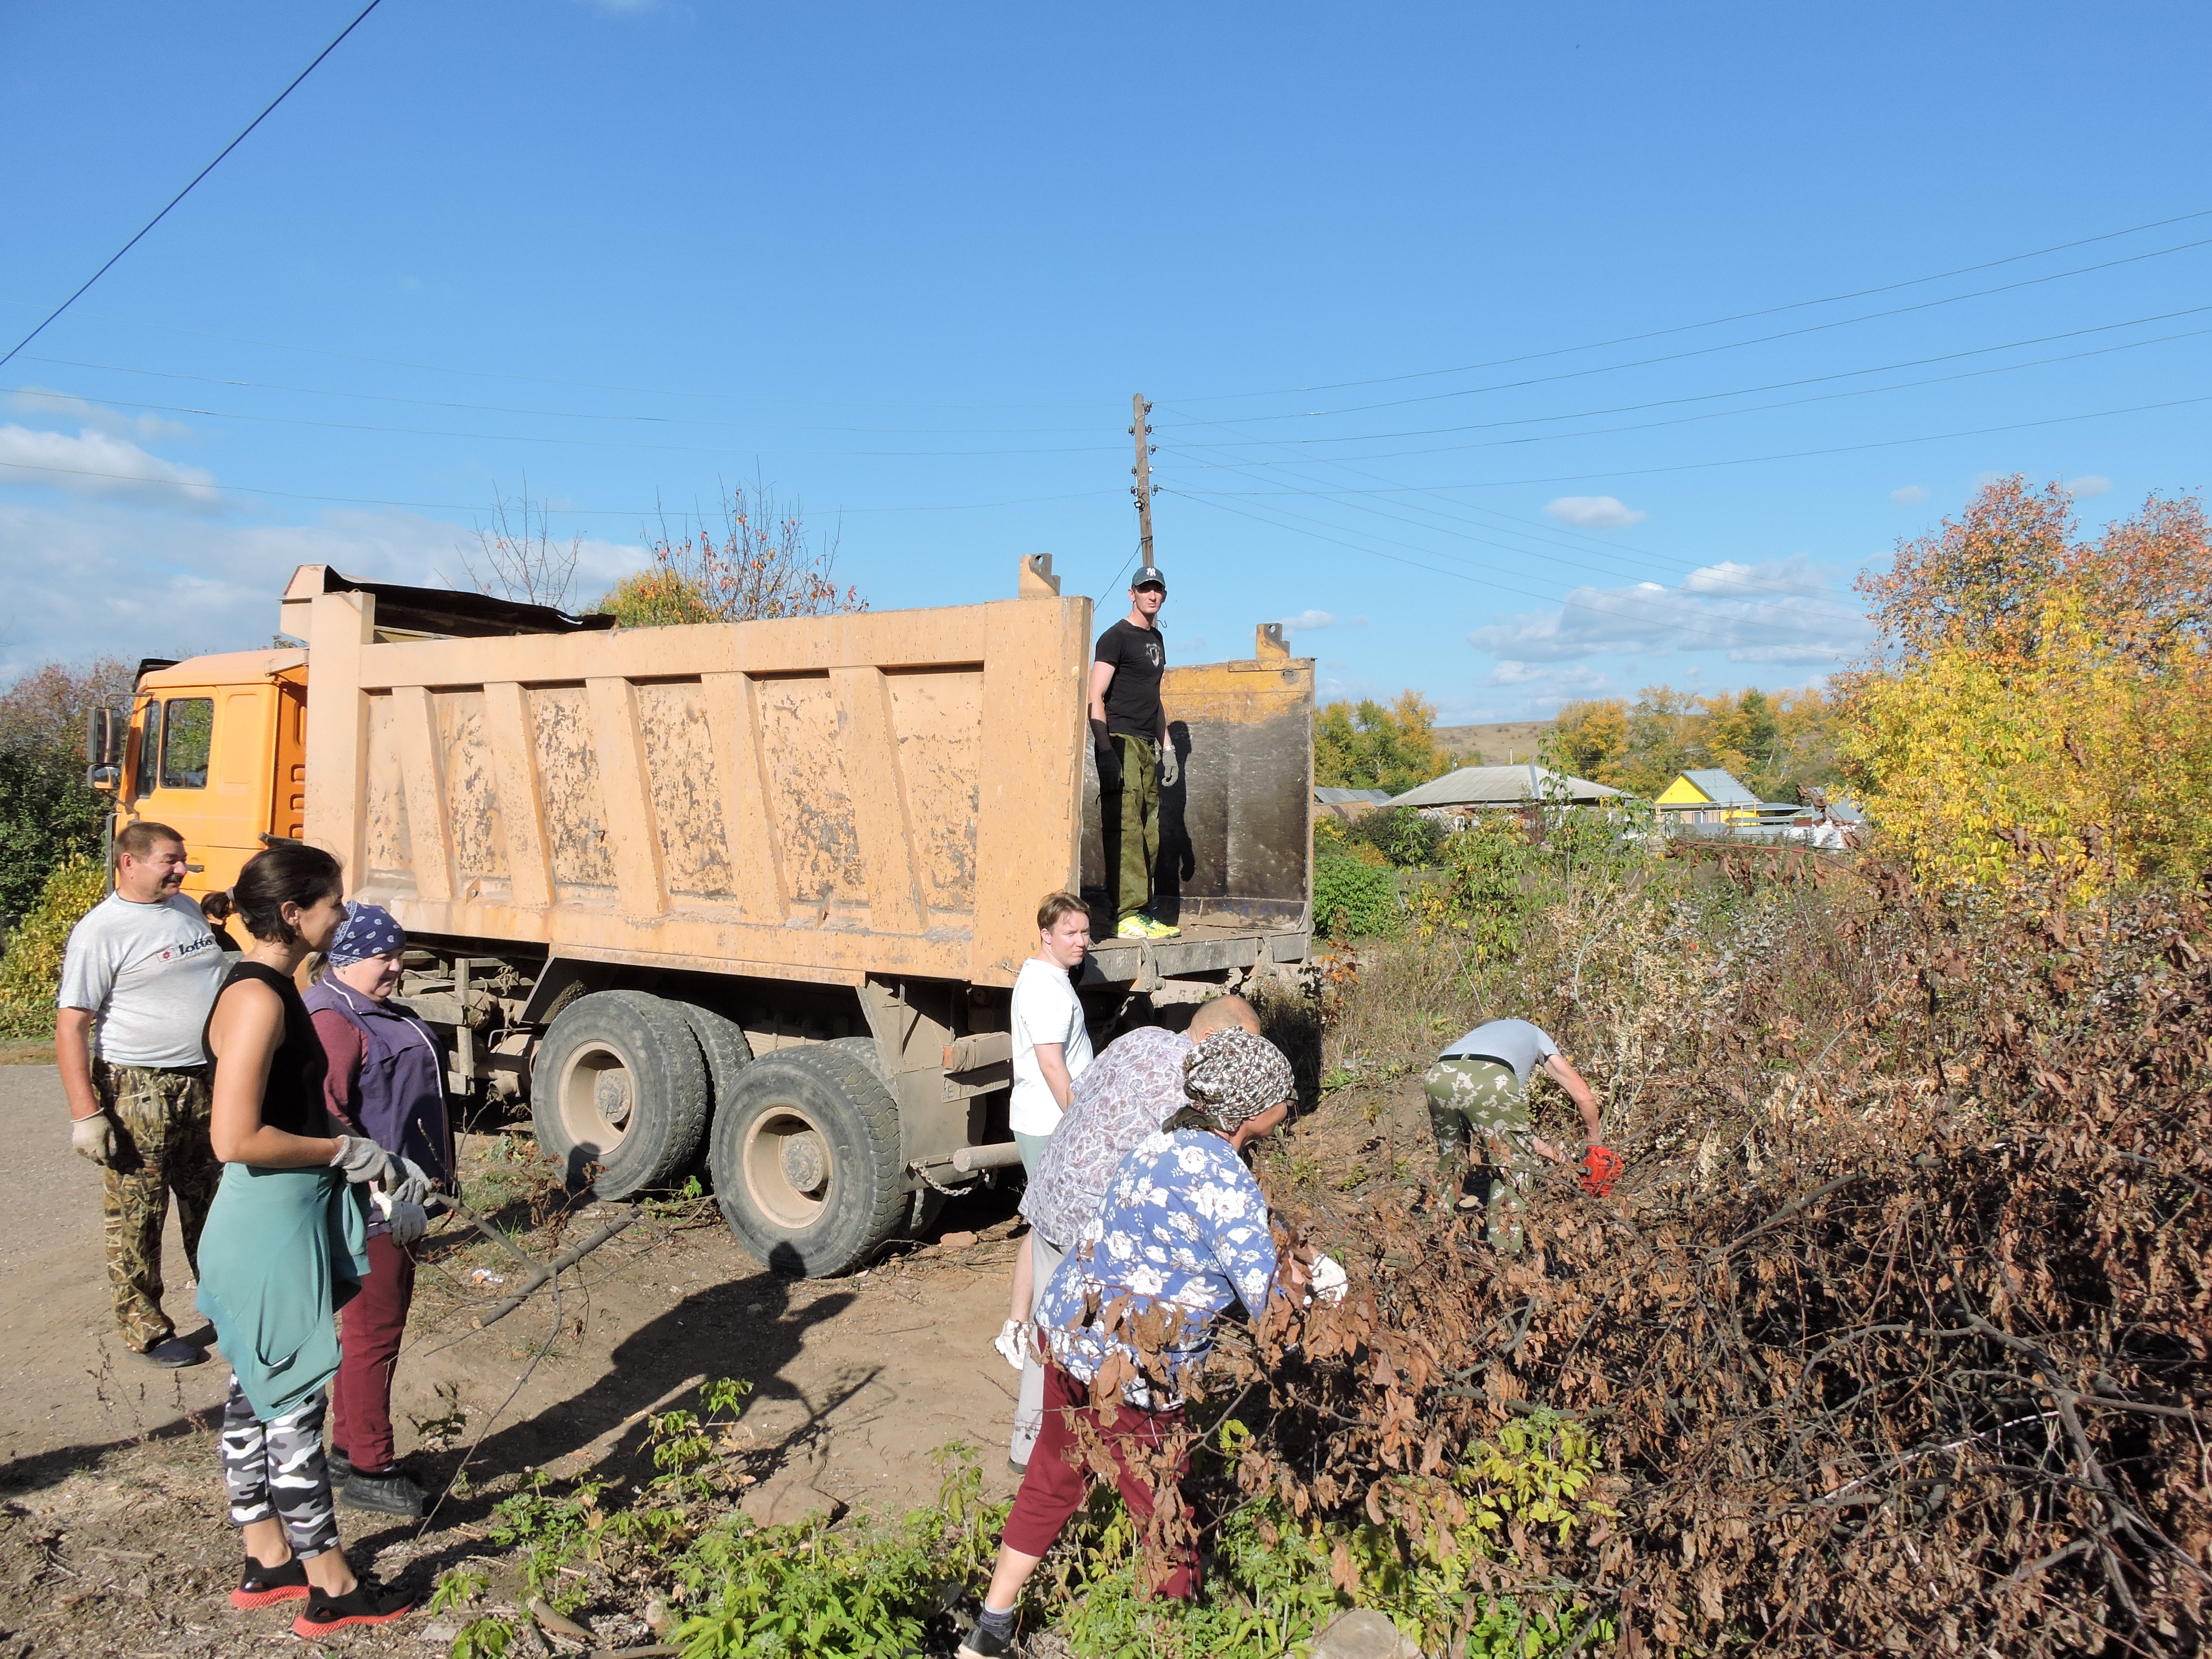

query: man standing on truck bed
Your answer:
[1091,564,1181,940]
[56,820,229,1368]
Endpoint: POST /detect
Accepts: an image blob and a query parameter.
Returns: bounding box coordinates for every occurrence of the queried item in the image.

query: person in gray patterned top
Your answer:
[1002,995,1259,1469]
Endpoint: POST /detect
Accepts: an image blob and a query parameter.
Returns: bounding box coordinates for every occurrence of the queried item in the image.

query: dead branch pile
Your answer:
[1213,881,2210,1656]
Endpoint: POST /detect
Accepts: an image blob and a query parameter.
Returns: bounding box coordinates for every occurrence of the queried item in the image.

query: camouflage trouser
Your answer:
[96,1060,219,1351]
[220,1375,340,1558]
[1424,1058,1538,1254]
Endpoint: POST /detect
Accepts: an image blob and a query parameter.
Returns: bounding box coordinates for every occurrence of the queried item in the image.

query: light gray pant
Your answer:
[1010,1230,1068,1466]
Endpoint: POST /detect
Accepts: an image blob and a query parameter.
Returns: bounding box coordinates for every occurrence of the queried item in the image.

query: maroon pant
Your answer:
[1002,1363,1197,1599]
[332,1231,415,1473]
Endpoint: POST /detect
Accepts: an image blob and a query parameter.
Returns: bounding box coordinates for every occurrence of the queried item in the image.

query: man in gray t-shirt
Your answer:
[1425,1018,1602,1253]
[55,822,228,1368]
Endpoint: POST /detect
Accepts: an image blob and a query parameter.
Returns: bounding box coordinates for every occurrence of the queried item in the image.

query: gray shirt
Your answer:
[1440,1018,1559,1088]
[1020,1024,1192,1249]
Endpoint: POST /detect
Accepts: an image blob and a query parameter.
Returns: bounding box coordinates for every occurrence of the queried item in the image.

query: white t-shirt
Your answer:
[1008,957,1094,1137]
[58,892,228,1068]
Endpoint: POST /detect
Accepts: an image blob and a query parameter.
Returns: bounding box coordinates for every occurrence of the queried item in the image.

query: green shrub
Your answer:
[1312,854,1400,940]
[0,853,105,1039]
[1345,805,1446,868]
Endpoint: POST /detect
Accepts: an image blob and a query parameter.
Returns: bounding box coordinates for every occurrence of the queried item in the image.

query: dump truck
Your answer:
[89,556,1315,1275]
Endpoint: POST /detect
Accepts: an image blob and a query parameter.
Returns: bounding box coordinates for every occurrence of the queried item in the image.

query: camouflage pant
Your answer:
[220,1375,339,1558]
[1424,1058,1538,1253]
[96,1060,219,1351]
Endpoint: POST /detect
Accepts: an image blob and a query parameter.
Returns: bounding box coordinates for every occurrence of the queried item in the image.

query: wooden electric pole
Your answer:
[1129,393,1155,568]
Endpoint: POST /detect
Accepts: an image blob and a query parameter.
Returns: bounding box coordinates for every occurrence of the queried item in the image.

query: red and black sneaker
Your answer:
[293,1574,413,1635]
[230,1553,310,1609]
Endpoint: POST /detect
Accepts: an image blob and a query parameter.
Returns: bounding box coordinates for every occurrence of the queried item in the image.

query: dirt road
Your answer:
[0,1061,1029,1655]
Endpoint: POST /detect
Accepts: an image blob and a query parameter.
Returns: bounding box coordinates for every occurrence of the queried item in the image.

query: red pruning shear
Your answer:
[1579,1144,1623,1198]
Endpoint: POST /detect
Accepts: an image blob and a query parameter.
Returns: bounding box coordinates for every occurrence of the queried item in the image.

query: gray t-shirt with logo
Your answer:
[1440,1018,1559,1088]
[58,892,227,1068]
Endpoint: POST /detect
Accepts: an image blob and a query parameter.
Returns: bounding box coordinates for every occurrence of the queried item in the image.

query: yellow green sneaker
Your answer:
[1137,914,1180,938]
[1116,914,1153,939]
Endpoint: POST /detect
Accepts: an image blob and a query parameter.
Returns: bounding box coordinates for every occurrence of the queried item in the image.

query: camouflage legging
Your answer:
[220,1376,340,1558]
[1424,1058,1538,1254]
[95,1060,220,1351]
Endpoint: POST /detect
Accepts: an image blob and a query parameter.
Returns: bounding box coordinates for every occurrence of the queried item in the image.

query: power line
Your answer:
[1159,451,1864,635]
[1169,306,2212,450]
[1162,205,2212,403]
[0,387,1123,460]
[1156,391,2212,502]
[1157,235,2212,429]
[1155,325,2212,484]
[0,458,1116,518]
[0,1,385,372]
[15,353,1110,436]
[0,298,1097,413]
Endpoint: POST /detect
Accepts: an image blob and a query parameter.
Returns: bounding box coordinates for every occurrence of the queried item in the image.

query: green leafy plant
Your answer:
[1313,854,1401,940]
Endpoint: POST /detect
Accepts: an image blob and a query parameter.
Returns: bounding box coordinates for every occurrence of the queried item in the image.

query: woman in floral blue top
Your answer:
[957,1028,1300,1658]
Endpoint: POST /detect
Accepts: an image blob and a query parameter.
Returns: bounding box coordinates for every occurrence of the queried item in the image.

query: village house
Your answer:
[1654,767,1763,827]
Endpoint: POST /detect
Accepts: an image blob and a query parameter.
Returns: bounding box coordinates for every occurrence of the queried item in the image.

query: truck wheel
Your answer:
[709,1044,905,1277]
[531,991,709,1198]
[675,1002,755,1106]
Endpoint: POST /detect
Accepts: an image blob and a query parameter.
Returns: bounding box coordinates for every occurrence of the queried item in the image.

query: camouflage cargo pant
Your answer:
[96,1060,219,1351]
[1424,1057,1538,1254]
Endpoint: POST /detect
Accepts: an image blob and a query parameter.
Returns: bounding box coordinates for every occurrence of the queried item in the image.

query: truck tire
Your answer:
[709,1043,905,1277]
[676,1001,755,1106]
[531,991,709,1198]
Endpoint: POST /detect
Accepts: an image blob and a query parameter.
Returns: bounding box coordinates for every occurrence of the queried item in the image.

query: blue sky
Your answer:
[2,1,2207,719]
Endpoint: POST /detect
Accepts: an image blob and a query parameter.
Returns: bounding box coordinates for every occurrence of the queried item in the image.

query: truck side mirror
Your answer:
[84,706,121,789]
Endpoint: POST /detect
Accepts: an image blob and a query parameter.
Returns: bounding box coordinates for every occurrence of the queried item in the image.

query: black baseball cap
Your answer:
[1131,565,1166,591]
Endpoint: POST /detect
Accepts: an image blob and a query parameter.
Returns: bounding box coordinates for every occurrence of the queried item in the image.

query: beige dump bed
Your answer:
[292,558,1311,992]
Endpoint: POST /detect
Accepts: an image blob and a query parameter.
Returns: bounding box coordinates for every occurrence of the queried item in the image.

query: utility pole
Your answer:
[1129,393,1155,568]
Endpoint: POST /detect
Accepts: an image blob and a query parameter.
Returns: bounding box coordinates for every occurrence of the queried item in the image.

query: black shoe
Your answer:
[229,1553,310,1609]
[956,1615,1021,1658]
[341,1467,427,1517]
[1008,1456,1028,1476]
[326,1445,352,1482]
[140,1336,205,1369]
[292,1573,413,1636]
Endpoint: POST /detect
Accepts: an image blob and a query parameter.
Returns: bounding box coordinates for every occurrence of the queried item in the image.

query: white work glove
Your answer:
[384,1198,429,1247]
[71,1113,116,1166]
[330,1135,400,1187]
[1158,742,1180,789]
[1306,1254,1347,1307]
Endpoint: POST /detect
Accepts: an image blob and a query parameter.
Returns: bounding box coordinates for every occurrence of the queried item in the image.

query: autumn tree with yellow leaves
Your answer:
[1839,475,2212,892]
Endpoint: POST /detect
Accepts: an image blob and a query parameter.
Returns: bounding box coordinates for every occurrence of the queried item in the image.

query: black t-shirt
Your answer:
[1095,619,1166,737]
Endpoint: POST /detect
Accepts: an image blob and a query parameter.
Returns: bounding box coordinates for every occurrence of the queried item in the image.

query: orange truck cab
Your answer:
[113,652,309,904]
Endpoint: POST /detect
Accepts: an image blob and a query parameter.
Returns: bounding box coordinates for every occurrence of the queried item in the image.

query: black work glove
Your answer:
[1092,720,1123,793]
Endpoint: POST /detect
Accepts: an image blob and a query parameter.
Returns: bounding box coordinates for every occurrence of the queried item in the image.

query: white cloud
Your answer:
[2064,475,2112,499]
[0,499,648,673]
[1890,484,1928,505]
[1465,553,1868,668]
[0,424,217,507]
[1275,609,1335,633]
[1544,494,1648,529]
[9,388,194,444]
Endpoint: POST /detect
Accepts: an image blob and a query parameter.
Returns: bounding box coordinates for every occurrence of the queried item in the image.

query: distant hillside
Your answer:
[1432,720,1554,765]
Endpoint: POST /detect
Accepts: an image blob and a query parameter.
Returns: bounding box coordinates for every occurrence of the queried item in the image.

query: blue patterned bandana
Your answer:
[326,901,405,967]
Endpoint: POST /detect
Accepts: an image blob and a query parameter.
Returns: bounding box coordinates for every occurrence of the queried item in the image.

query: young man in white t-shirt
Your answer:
[56,820,230,1367]
[996,891,1094,1407]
